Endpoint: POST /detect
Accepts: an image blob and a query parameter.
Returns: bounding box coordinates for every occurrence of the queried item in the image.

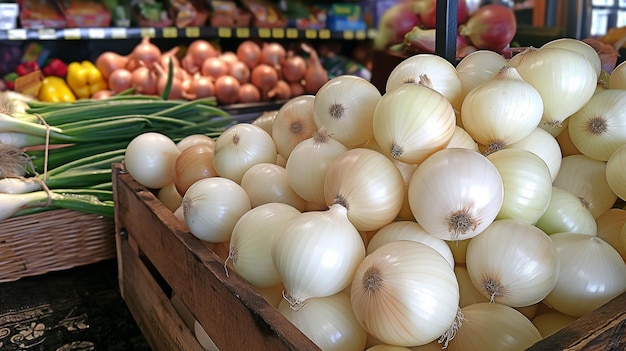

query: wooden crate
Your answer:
[111,163,626,351]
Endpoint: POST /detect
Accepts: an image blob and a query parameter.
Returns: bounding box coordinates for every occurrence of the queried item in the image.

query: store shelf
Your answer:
[0,26,377,41]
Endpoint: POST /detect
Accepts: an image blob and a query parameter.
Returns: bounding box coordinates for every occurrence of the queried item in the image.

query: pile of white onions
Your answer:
[122,37,626,351]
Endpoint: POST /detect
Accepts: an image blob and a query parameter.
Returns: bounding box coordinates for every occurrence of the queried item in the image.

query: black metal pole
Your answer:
[435,0,458,64]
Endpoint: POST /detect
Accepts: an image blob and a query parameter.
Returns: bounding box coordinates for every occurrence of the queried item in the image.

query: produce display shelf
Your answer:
[0,26,377,42]
[112,162,626,351]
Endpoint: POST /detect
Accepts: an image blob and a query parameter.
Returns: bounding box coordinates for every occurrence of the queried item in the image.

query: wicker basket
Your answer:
[0,209,116,283]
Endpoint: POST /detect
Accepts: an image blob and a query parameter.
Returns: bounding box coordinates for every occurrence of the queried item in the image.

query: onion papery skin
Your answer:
[373,83,456,164]
[272,95,317,160]
[596,208,626,262]
[466,219,559,307]
[228,202,300,288]
[568,89,626,161]
[173,143,218,197]
[285,128,348,206]
[272,204,365,307]
[607,144,626,203]
[366,221,454,268]
[543,232,626,317]
[323,148,405,231]
[408,148,504,241]
[278,292,367,351]
[312,75,381,147]
[461,66,543,153]
[487,149,552,224]
[507,127,562,181]
[534,186,597,236]
[455,50,508,110]
[350,240,460,347]
[553,154,616,218]
[182,177,251,243]
[507,47,597,130]
[542,37,602,78]
[531,311,578,338]
[212,123,277,184]
[124,132,181,189]
[445,302,542,351]
[385,53,462,106]
[240,163,306,211]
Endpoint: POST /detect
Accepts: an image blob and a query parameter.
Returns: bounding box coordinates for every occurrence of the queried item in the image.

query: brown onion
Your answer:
[174,143,218,196]
[251,63,279,93]
[214,75,241,105]
[154,61,184,100]
[237,40,262,68]
[261,42,286,69]
[131,37,161,69]
[108,68,133,93]
[289,81,305,98]
[131,66,158,95]
[96,51,130,79]
[188,39,218,65]
[301,43,328,94]
[201,57,229,79]
[267,80,291,100]
[282,54,306,83]
[91,90,113,100]
[230,61,251,84]
[160,46,181,69]
[220,51,239,68]
[238,83,261,103]
[184,75,215,100]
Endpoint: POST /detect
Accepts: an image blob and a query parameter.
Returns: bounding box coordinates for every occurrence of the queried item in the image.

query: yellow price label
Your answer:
[185,27,200,37]
[88,28,106,39]
[319,29,330,40]
[38,28,56,40]
[218,27,232,38]
[286,28,298,39]
[140,28,156,37]
[163,27,177,38]
[258,28,271,38]
[355,31,366,40]
[271,28,284,38]
[63,28,81,40]
[7,29,26,40]
[304,29,317,39]
[343,31,354,40]
[236,27,250,38]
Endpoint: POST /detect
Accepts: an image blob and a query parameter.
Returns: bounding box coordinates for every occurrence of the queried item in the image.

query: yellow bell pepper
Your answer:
[38,76,76,102]
[66,61,108,99]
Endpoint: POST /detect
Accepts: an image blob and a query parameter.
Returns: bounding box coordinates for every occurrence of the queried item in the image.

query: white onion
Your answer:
[446,126,479,152]
[508,46,597,130]
[212,123,277,184]
[534,186,597,236]
[278,292,367,351]
[609,60,626,89]
[554,154,616,218]
[461,66,543,154]
[466,219,559,307]
[373,82,456,164]
[240,163,306,210]
[487,148,553,224]
[228,202,300,288]
[445,302,542,351]
[541,37,602,77]
[385,53,462,106]
[507,127,562,181]
[182,177,251,243]
[408,148,504,241]
[271,94,316,159]
[455,49,508,110]
[606,143,626,202]
[350,240,460,347]
[366,221,454,268]
[285,128,347,206]
[272,203,365,308]
[596,208,626,262]
[324,148,405,231]
[543,232,626,317]
[124,132,181,189]
[455,265,489,308]
[312,75,381,147]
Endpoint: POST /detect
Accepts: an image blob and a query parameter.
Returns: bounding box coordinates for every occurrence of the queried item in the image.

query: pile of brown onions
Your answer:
[96,38,329,105]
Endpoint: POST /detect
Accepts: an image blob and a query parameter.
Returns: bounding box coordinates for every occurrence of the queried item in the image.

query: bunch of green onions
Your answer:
[0,88,233,221]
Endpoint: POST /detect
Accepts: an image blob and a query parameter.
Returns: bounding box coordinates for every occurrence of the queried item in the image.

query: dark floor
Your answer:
[0,260,151,351]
